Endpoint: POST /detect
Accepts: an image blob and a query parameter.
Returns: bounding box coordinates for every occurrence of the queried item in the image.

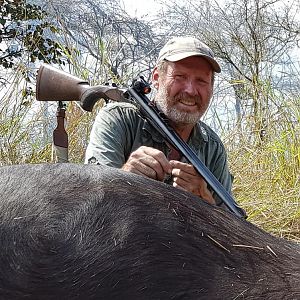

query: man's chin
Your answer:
[168,110,201,126]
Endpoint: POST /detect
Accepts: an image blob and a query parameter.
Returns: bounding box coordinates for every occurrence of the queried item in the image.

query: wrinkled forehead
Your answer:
[165,57,214,77]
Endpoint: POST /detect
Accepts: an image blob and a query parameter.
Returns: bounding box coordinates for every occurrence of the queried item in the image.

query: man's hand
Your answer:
[122,147,215,205]
[169,160,216,205]
[122,146,172,181]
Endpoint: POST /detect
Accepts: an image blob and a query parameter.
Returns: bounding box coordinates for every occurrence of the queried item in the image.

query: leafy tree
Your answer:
[0,0,69,71]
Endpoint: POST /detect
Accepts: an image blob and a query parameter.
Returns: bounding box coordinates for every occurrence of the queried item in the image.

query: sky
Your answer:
[122,0,162,18]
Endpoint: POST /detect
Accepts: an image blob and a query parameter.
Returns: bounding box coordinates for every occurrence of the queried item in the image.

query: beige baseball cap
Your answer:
[157,36,221,73]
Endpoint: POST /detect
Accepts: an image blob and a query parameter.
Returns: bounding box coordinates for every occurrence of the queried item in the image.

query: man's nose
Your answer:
[183,80,198,96]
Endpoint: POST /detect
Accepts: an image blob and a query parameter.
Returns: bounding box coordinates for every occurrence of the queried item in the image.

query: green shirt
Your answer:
[85,102,234,205]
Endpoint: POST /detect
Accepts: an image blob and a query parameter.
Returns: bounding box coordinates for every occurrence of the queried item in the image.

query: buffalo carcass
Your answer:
[0,163,299,300]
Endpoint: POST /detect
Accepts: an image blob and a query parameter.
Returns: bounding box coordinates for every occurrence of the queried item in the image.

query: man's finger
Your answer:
[143,147,172,175]
[169,160,196,175]
[123,146,171,181]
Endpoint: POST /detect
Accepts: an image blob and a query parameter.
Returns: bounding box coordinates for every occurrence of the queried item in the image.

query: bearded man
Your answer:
[85,36,238,208]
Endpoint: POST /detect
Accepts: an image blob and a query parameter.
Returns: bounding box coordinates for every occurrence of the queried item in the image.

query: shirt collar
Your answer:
[189,121,209,143]
[142,119,209,144]
[142,119,165,143]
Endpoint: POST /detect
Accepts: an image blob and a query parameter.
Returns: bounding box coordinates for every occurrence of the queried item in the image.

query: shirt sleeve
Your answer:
[85,104,135,168]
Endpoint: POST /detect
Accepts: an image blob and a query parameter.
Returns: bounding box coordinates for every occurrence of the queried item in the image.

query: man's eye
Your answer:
[175,74,185,79]
[197,78,209,84]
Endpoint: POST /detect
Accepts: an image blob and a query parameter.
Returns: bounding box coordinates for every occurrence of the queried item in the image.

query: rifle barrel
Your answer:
[127,87,246,219]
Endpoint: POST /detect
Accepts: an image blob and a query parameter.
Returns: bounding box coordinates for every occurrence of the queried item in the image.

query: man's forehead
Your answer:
[165,57,213,75]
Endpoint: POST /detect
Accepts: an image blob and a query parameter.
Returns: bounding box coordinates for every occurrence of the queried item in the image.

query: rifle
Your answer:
[36,64,247,218]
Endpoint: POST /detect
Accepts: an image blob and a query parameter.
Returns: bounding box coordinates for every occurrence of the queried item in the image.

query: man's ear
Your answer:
[151,66,159,89]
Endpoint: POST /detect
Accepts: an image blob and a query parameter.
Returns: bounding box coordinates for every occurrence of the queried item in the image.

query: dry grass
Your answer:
[1,67,299,243]
[228,135,300,243]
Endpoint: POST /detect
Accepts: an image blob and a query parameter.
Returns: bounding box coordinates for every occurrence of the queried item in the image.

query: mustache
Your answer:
[173,93,201,103]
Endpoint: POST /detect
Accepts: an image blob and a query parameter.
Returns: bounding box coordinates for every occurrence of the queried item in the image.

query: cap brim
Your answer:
[165,52,221,73]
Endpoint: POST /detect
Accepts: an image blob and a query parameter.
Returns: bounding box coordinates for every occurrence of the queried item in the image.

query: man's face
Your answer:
[152,56,213,126]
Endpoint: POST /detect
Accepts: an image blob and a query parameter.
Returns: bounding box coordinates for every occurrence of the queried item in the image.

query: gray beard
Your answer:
[157,103,201,125]
[155,89,202,125]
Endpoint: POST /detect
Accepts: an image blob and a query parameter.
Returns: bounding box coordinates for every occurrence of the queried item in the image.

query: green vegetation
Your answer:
[0,0,69,69]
